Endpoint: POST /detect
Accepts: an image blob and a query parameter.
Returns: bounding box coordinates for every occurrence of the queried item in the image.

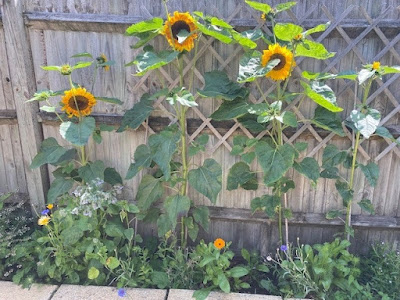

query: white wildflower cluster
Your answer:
[70,179,123,217]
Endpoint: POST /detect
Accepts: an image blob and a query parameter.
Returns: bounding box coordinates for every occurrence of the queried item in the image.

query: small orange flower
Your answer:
[372,61,380,70]
[261,13,266,21]
[294,34,302,40]
[214,238,225,250]
[46,204,54,210]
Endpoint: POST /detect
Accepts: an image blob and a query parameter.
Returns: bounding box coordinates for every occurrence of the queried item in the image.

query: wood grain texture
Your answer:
[2,0,48,210]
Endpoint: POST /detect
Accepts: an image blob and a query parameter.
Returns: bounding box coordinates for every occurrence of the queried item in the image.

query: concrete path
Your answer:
[0,281,305,300]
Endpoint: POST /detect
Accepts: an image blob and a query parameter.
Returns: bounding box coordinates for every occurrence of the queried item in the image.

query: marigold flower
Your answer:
[38,216,51,226]
[61,87,96,118]
[261,43,295,81]
[161,11,198,52]
[372,61,380,70]
[214,238,225,250]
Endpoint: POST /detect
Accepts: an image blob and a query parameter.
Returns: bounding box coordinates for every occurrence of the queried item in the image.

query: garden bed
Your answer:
[0,281,303,300]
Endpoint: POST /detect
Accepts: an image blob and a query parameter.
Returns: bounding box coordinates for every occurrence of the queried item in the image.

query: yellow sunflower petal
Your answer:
[61,87,96,118]
[161,11,198,52]
[261,43,295,81]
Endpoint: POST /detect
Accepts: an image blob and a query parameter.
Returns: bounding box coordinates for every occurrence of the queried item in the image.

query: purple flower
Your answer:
[280,245,288,251]
[118,288,126,297]
[41,209,50,215]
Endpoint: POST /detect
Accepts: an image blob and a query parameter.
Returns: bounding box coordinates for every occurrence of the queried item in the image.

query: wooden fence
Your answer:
[0,0,399,253]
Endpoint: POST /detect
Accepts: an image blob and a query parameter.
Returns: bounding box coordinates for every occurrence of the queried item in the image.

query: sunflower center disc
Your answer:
[69,95,89,111]
[171,21,191,40]
[270,53,286,70]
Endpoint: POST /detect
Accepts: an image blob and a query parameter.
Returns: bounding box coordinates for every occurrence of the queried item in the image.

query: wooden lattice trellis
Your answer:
[130,2,400,163]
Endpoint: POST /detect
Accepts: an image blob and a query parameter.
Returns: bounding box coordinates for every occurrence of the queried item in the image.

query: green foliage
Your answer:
[270,239,373,299]
[301,81,343,112]
[360,242,400,299]
[30,138,76,169]
[350,108,381,139]
[237,50,280,83]
[312,106,346,136]
[210,97,251,120]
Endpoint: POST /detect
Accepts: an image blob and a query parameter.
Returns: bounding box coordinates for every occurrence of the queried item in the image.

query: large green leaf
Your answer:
[78,160,105,182]
[274,23,303,41]
[30,138,75,169]
[245,0,271,14]
[125,18,163,35]
[131,30,160,49]
[350,108,381,139]
[136,175,163,211]
[157,214,172,237]
[104,167,123,185]
[61,225,84,246]
[193,206,210,231]
[164,195,191,229]
[210,97,251,121]
[128,47,179,75]
[198,71,249,101]
[188,159,222,204]
[237,51,280,83]
[47,177,74,203]
[296,40,335,59]
[359,162,379,187]
[301,81,343,112]
[59,117,96,146]
[293,157,320,183]
[322,144,347,169]
[148,127,180,180]
[255,142,295,185]
[335,181,353,206]
[312,106,345,136]
[126,144,152,179]
[251,194,280,218]
[218,273,231,293]
[227,162,256,190]
[195,21,233,44]
[231,31,257,49]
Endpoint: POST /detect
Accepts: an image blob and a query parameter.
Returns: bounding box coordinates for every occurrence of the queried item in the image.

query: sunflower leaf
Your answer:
[128,49,179,75]
[312,106,345,136]
[41,66,61,71]
[125,18,164,35]
[274,23,303,41]
[198,71,249,100]
[296,40,335,59]
[59,117,96,146]
[195,18,233,44]
[131,30,160,49]
[30,138,74,169]
[237,50,280,83]
[381,65,400,75]
[231,31,257,49]
[72,61,93,70]
[211,97,251,121]
[245,0,272,14]
[350,108,381,139]
[71,52,93,59]
[301,81,343,112]
[274,2,297,13]
[303,22,330,36]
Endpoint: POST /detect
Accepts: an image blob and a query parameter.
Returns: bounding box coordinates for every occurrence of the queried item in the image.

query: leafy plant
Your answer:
[27,52,122,204]
[318,62,400,238]
[265,238,374,299]
[360,242,400,299]
[120,0,262,246]
[201,0,337,246]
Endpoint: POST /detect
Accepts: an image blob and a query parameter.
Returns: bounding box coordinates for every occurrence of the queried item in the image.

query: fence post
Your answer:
[1,0,48,211]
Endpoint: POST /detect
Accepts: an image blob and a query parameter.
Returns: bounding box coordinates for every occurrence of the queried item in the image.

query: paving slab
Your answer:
[168,289,283,300]
[0,280,58,300]
[51,284,167,300]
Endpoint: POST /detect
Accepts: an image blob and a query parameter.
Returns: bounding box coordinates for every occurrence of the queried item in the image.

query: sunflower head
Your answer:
[161,11,198,52]
[97,54,110,71]
[372,61,381,70]
[60,64,72,75]
[213,238,226,250]
[61,87,96,118]
[38,216,51,226]
[261,43,295,81]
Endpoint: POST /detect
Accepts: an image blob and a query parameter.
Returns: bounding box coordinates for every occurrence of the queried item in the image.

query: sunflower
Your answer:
[38,216,51,226]
[61,87,96,118]
[372,61,380,70]
[261,43,295,81]
[97,53,110,71]
[161,11,198,52]
[213,238,225,250]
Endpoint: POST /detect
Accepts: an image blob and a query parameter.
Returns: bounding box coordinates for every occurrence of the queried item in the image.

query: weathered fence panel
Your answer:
[0,0,399,253]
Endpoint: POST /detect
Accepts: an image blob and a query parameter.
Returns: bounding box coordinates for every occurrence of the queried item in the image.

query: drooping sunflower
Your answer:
[261,43,295,81]
[97,53,110,71]
[161,11,198,52]
[213,238,226,250]
[61,87,96,118]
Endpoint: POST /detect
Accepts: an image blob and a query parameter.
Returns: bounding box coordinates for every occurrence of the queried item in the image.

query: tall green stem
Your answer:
[346,77,373,240]
[179,106,189,248]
